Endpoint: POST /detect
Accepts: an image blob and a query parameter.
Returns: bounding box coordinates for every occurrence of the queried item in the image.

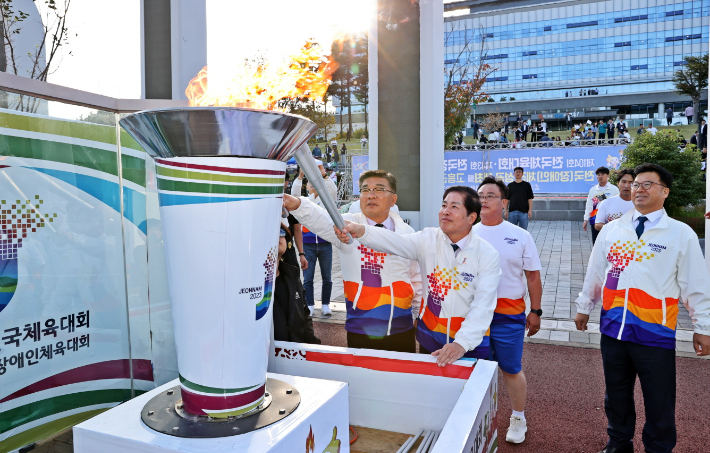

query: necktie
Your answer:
[635,216,648,239]
[451,244,460,253]
[374,223,385,228]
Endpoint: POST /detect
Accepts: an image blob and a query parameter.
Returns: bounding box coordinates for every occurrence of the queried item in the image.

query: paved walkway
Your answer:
[306,220,701,355]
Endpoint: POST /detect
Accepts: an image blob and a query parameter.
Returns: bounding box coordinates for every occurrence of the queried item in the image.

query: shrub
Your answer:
[619,131,704,215]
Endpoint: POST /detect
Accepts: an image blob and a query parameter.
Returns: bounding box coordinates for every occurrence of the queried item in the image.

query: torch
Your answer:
[119,107,316,437]
[293,143,352,244]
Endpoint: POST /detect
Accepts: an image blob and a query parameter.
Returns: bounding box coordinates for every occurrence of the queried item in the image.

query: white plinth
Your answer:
[73,372,349,453]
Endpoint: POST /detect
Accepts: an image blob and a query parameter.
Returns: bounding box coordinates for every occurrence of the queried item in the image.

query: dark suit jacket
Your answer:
[701,125,707,136]
[691,135,698,146]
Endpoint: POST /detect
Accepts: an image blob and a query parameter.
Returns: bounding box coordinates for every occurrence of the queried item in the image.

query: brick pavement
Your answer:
[306,220,702,356]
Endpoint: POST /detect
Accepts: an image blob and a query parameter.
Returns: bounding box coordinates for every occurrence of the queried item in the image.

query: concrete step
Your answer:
[531,196,586,221]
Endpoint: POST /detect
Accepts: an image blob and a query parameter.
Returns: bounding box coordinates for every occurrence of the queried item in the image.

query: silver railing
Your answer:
[449,137,634,151]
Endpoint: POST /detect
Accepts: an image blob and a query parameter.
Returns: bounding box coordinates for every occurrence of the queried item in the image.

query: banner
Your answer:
[444,146,625,193]
[0,109,176,452]
[351,155,369,195]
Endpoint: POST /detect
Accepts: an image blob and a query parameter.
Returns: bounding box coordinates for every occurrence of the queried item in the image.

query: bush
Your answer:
[619,131,704,214]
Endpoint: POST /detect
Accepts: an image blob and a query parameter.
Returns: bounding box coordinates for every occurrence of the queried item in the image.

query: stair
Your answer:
[531,195,586,221]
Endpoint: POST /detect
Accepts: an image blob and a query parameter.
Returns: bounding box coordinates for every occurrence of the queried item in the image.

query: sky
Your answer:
[41,0,374,116]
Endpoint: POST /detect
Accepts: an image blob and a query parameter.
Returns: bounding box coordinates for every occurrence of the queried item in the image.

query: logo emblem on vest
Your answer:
[647,243,666,253]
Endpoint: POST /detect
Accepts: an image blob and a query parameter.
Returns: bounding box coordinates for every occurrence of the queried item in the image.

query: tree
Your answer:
[672,53,708,133]
[444,24,497,148]
[328,37,360,140]
[280,97,335,142]
[478,111,506,138]
[0,0,73,112]
[619,130,704,214]
[352,37,368,136]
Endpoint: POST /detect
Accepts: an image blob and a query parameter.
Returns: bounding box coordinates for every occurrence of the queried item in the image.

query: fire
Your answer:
[186,39,338,111]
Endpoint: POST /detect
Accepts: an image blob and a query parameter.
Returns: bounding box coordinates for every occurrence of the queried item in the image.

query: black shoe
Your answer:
[598,445,633,453]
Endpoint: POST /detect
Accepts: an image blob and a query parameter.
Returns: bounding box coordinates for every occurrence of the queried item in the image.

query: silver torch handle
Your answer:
[294,143,353,244]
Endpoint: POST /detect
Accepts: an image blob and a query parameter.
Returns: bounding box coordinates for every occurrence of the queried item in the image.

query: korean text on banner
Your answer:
[444,147,625,193]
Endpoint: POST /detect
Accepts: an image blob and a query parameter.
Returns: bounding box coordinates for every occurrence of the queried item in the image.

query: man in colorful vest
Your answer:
[583,166,619,245]
[575,163,710,453]
[335,186,501,367]
[284,170,422,352]
[474,176,543,444]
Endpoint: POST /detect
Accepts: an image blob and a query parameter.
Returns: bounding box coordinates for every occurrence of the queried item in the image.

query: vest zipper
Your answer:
[618,287,629,340]
[446,318,451,344]
[352,283,364,310]
[386,285,394,336]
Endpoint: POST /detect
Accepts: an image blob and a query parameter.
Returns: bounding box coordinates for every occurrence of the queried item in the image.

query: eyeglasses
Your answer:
[360,188,395,196]
[631,181,667,190]
[477,194,502,201]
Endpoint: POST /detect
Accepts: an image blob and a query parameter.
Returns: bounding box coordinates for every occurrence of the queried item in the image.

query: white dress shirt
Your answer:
[632,208,664,234]
[366,216,394,231]
[448,231,472,257]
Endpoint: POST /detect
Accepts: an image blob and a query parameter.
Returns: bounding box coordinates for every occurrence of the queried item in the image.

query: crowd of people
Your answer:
[464,115,706,150]
[274,151,710,452]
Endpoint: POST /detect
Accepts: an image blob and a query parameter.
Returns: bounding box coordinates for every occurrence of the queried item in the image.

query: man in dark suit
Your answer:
[521,122,529,142]
[690,132,699,147]
[701,120,707,149]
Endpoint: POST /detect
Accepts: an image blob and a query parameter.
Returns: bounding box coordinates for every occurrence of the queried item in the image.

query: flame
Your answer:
[186,39,339,111]
[305,425,315,452]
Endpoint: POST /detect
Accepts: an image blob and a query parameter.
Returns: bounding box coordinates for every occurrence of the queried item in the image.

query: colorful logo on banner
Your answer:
[256,247,277,320]
[0,195,57,313]
[351,155,369,196]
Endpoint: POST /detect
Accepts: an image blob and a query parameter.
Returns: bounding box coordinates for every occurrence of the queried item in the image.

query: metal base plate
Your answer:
[141,378,301,438]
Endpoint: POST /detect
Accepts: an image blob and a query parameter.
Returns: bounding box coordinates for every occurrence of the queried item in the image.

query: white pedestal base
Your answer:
[73,372,349,453]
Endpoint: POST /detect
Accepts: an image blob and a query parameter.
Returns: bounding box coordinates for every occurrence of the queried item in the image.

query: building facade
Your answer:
[445,0,709,130]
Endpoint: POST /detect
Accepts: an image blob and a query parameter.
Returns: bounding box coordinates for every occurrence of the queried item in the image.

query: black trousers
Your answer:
[347,328,416,353]
[591,225,600,244]
[600,334,676,453]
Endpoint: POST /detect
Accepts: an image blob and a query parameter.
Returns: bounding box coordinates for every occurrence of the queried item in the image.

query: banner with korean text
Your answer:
[352,154,370,195]
[444,147,625,193]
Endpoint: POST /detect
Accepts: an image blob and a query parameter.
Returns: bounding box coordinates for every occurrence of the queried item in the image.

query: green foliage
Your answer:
[672,53,709,131]
[620,130,704,214]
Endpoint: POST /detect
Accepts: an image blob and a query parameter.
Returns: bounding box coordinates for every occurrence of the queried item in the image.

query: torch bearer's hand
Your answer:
[283,194,301,211]
[334,221,365,242]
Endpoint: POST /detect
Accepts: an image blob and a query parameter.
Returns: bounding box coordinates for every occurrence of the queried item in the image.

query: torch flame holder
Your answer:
[141,378,300,438]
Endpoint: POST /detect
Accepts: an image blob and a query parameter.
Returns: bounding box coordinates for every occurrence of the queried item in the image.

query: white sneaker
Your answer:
[308,306,314,317]
[506,416,527,444]
[321,305,332,316]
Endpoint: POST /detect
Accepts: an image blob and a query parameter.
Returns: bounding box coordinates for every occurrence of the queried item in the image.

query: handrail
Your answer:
[448,137,634,151]
[0,71,187,113]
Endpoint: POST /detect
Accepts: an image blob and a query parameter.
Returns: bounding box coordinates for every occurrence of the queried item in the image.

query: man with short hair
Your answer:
[665,106,674,126]
[594,168,635,232]
[648,124,658,135]
[566,112,572,130]
[576,163,710,453]
[335,186,501,366]
[475,176,543,444]
[284,170,422,352]
[685,104,694,124]
[506,167,534,230]
[700,120,707,149]
[312,144,322,158]
[637,124,645,135]
[583,166,619,244]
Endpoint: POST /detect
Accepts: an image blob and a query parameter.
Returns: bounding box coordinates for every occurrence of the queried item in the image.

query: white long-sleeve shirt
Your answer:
[356,226,501,355]
[576,209,710,348]
[583,183,620,224]
[290,198,422,336]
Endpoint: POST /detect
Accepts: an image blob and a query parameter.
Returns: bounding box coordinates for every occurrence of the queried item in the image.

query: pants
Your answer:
[591,225,599,244]
[508,210,529,230]
[347,328,416,353]
[600,335,676,453]
[566,120,571,129]
[522,132,528,141]
[599,132,606,141]
[303,242,332,307]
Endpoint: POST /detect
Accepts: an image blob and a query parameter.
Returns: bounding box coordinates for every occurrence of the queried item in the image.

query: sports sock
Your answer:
[512,410,525,421]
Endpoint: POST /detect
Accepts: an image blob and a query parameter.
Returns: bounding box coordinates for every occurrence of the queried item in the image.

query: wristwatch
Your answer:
[529,308,543,316]
[299,253,306,256]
